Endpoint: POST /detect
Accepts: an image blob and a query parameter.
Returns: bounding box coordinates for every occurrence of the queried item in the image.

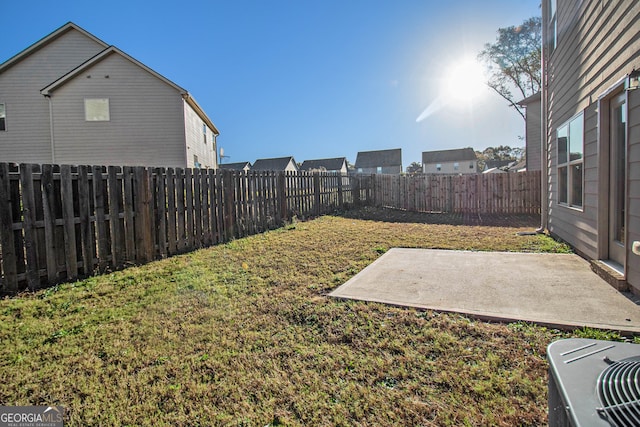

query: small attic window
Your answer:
[85,98,110,121]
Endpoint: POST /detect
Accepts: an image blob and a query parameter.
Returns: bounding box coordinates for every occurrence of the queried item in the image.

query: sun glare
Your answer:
[442,57,487,104]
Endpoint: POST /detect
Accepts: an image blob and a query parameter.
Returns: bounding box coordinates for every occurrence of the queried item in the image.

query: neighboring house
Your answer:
[483,167,507,174]
[518,92,542,171]
[541,0,640,292]
[0,22,219,169]
[354,148,402,174]
[422,148,477,174]
[300,157,348,174]
[484,159,514,171]
[219,162,252,172]
[252,156,299,172]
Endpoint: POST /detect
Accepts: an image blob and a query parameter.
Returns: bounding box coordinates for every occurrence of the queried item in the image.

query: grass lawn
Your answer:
[0,207,631,426]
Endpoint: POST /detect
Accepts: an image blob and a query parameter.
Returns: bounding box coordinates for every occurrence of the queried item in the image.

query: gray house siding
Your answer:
[355,149,402,174]
[48,52,187,167]
[519,93,542,171]
[0,28,106,163]
[184,101,217,169]
[423,161,476,174]
[543,0,640,290]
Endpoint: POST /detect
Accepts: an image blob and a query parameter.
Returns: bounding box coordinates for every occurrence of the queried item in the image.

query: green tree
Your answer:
[475,146,525,171]
[478,16,542,120]
[406,162,422,175]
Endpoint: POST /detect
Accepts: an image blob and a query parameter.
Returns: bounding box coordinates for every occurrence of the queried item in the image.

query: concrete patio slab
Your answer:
[329,248,640,334]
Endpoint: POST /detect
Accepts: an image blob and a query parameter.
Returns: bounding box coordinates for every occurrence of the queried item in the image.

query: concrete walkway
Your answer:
[329,248,640,334]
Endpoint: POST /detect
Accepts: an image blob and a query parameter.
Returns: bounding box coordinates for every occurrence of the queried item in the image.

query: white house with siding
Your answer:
[422,148,477,174]
[541,0,640,293]
[0,22,219,169]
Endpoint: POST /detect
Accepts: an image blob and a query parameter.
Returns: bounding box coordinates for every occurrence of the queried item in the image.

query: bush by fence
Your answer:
[0,163,540,294]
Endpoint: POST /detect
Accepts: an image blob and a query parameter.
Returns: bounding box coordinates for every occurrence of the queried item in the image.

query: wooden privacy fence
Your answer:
[367,171,542,215]
[0,163,365,294]
[0,163,539,294]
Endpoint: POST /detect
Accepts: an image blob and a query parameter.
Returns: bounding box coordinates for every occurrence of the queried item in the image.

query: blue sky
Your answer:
[2,0,540,168]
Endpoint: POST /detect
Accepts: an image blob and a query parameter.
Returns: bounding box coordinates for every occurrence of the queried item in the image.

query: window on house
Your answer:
[202,123,207,144]
[194,155,201,169]
[436,163,442,171]
[357,168,363,173]
[469,162,474,169]
[548,0,557,53]
[0,103,6,131]
[84,98,110,121]
[454,162,459,171]
[557,113,584,208]
[376,166,382,174]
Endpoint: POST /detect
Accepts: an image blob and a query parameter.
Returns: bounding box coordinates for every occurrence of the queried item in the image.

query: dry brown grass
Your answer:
[0,208,621,426]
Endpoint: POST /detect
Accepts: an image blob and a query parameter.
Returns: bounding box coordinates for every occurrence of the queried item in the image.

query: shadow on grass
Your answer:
[338,206,541,228]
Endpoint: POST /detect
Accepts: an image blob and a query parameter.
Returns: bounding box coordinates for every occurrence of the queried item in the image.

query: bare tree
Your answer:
[478,16,542,120]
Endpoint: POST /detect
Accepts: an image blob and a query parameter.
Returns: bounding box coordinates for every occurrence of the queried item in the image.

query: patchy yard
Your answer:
[0,208,628,426]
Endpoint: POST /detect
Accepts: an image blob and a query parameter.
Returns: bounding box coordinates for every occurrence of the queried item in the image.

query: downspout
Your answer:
[537,26,548,234]
[46,95,56,164]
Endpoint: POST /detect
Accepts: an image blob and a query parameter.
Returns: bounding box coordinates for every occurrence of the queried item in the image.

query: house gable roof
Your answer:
[0,22,109,74]
[517,91,541,106]
[422,148,477,164]
[38,41,219,135]
[355,149,401,168]
[252,156,298,171]
[219,162,251,170]
[300,157,347,171]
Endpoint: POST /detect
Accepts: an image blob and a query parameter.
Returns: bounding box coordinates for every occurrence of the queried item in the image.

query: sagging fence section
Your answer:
[0,163,367,294]
[0,163,540,294]
[368,171,541,214]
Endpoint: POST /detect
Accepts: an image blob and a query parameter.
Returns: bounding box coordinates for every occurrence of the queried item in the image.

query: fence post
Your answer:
[0,163,18,293]
[313,172,321,216]
[223,170,235,241]
[353,176,361,206]
[41,164,59,283]
[277,172,288,222]
[134,166,154,263]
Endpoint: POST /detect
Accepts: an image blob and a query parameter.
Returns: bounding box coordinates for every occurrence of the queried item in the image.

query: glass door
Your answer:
[608,93,626,266]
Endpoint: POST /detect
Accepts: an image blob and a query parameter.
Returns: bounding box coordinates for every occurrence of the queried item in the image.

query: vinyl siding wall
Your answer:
[49,53,187,167]
[524,98,542,171]
[544,0,640,289]
[0,30,106,163]
[183,102,217,169]
[424,161,476,174]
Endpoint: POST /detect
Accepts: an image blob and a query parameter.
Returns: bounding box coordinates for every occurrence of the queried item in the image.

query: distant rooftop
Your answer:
[355,149,402,168]
[300,157,347,171]
[252,156,297,171]
[422,148,476,163]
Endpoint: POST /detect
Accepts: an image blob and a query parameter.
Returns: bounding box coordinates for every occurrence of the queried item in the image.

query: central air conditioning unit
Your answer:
[548,338,640,426]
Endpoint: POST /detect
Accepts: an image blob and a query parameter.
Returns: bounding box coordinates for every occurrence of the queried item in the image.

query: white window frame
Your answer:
[557,112,584,209]
[84,98,110,121]
[0,103,6,131]
[548,0,557,53]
